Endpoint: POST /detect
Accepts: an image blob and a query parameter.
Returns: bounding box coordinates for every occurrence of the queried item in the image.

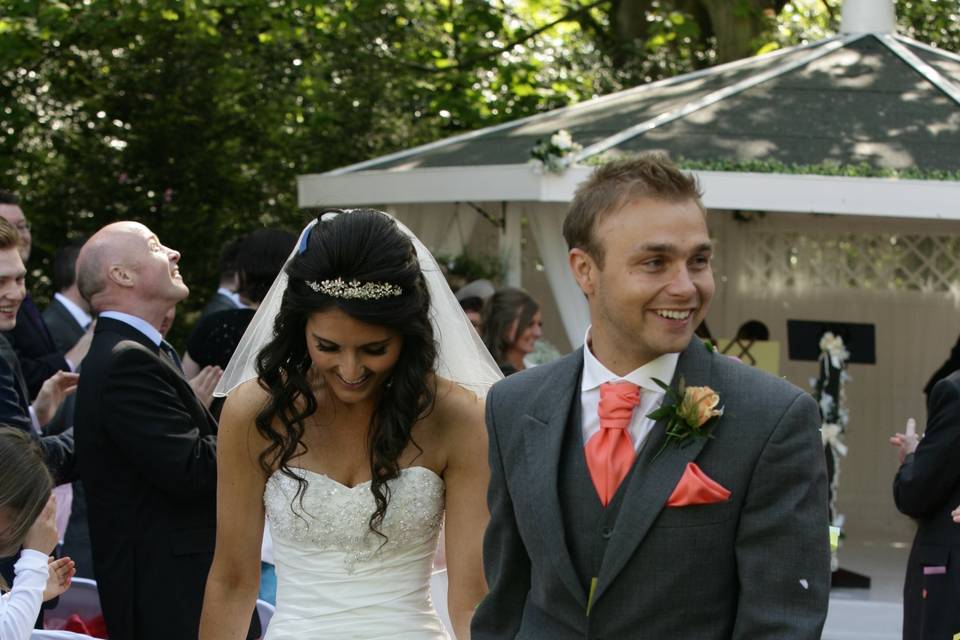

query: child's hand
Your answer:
[43,556,76,601]
[23,495,58,556]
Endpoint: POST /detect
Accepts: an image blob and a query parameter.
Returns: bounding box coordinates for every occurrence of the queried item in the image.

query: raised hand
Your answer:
[23,494,59,556]
[889,417,920,465]
[189,365,223,409]
[43,555,76,601]
[32,370,80,426]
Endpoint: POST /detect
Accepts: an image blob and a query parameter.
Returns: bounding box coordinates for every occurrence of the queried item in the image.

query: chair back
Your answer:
[429,568,452,634]
[256,598,276,636]
[43,577,102,631]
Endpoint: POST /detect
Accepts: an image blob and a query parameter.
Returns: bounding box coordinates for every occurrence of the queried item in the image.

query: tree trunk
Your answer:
[698,0,787,63]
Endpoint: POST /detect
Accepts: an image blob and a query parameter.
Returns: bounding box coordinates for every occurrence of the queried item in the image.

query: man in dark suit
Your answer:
[0,216,78,622]
[43,242,92,356]
[73,221,252,640]
[892,373,960,639]
[199,236,244,318]
[472,155,830,639]
[0,190,92,399]
[0,216,78,476]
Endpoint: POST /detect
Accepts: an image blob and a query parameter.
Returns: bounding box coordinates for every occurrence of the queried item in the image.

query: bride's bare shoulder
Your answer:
[220,379,272,430]
[429,376,485,433]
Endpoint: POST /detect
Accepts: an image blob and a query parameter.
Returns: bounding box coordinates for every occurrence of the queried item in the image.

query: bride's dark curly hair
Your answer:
[254,208,437,537]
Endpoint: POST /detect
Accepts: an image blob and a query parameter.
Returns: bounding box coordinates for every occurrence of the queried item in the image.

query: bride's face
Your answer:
[305,307,403,404]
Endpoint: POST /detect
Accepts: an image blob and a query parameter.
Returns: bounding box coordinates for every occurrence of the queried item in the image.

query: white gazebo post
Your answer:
[500,205,523,287]
[840,0,895,34]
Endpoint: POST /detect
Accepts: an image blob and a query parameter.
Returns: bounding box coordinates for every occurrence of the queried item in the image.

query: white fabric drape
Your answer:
[386,203,479,257]
[524,203,589,348]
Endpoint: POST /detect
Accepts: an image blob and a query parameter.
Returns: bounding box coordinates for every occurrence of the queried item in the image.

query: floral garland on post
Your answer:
[811,331,851,572]
[529,129,581,173]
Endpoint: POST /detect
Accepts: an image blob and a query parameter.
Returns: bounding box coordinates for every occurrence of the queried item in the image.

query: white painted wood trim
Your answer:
[695,172,960,219]
[299,166,960,219]
[880,34,960,107]
[895,34,960,64]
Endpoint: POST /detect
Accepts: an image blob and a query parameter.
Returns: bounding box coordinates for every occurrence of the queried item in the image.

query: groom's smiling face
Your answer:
[574,196,714,372]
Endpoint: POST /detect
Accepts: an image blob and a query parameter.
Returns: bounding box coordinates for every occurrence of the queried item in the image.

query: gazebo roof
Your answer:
[329,33,960,174]
[300,29,960,220]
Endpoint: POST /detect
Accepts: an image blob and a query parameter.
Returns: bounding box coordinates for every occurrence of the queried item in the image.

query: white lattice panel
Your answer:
[741,230,960,293]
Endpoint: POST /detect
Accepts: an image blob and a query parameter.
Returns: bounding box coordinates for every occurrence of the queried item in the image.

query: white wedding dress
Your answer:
[263,465,449,639]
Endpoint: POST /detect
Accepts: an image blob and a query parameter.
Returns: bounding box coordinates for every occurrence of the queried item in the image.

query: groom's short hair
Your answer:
[563,153,703,267]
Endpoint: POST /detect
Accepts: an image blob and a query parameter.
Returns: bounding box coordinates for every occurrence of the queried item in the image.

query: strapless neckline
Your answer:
[279,464,443,491]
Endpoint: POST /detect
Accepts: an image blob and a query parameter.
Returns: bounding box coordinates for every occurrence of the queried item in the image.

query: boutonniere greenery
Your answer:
[647,376,723,459]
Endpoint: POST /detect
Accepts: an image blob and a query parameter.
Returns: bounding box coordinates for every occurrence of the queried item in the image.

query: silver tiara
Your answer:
[305,277,403,300]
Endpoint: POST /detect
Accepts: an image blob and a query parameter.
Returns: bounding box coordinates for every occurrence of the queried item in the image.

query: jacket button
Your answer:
[600,526,613,539]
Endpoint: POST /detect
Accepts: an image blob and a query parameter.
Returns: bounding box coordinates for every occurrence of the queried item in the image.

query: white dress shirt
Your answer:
[99,311,162,347]
[217,287,246,309]
[53,292,92,330]
[580,327,679,452]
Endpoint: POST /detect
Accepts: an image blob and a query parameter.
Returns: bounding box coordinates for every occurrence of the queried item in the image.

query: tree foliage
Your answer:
[1,0,957,342]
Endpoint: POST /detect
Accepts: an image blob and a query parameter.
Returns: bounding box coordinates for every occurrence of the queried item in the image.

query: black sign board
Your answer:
[786,320,876,364]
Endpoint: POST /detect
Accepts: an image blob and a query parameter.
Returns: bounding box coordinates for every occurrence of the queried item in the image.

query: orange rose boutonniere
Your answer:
[647,376,723,459]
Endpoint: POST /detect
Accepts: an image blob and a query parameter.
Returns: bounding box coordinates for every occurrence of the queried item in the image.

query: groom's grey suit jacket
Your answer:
[472,338,830,639]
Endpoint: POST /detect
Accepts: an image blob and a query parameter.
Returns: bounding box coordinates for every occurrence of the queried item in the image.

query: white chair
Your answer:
[256,598,276,638]
[429,568,452,635]
[43,577,102,631]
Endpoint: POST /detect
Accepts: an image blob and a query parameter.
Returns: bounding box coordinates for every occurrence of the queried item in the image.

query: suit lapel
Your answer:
[593,339,715,602]
[520,349,588,607]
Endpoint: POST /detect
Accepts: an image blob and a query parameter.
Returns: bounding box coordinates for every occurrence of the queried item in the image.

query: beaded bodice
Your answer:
[264,466,445,572]
[262,466,449,638]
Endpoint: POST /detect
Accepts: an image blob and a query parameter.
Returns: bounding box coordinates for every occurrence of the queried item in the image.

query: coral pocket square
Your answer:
[666,462,731,507]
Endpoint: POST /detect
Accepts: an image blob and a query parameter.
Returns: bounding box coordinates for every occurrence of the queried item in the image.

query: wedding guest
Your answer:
[455,279,494,333]
[891,371,960,640]
[0,427,75,640]
[480,287,542,376]
[0,217,79,600]
[184,228,296,375]
[200,237,245,319]
[0,191,92,399]
[923,333,960,407]
[74,221,258,640]
[43,242,92,356]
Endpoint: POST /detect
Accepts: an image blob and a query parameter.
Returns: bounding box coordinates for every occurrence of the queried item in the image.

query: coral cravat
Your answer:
[586,381,641,507]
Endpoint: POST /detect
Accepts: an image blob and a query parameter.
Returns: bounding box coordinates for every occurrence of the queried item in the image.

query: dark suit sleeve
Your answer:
[894,376,960,518]
[732,392,830,639]
[0,355,32,432]
[471,385,531,639]
[5,327,70,399]
[102,347,217,499]
[40,427,76,485]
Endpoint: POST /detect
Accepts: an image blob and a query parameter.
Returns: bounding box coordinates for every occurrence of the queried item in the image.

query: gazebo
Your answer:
[298,0,960,570]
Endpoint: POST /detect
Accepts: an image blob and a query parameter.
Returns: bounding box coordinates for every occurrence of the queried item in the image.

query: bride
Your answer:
[199,209,501,639]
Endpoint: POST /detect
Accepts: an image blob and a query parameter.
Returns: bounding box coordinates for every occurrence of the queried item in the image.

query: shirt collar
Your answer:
[217,287,246,309]
[54,293,93,328]
[99,311,163,347]
[581,325,680,392]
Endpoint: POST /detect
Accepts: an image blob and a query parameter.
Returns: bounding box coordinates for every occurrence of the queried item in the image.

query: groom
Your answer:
[472,155,830,639]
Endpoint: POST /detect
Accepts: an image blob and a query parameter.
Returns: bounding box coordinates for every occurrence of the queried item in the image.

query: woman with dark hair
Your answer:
[0,427,75,640]
[481,287,542,376]
[200,210,500,639]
